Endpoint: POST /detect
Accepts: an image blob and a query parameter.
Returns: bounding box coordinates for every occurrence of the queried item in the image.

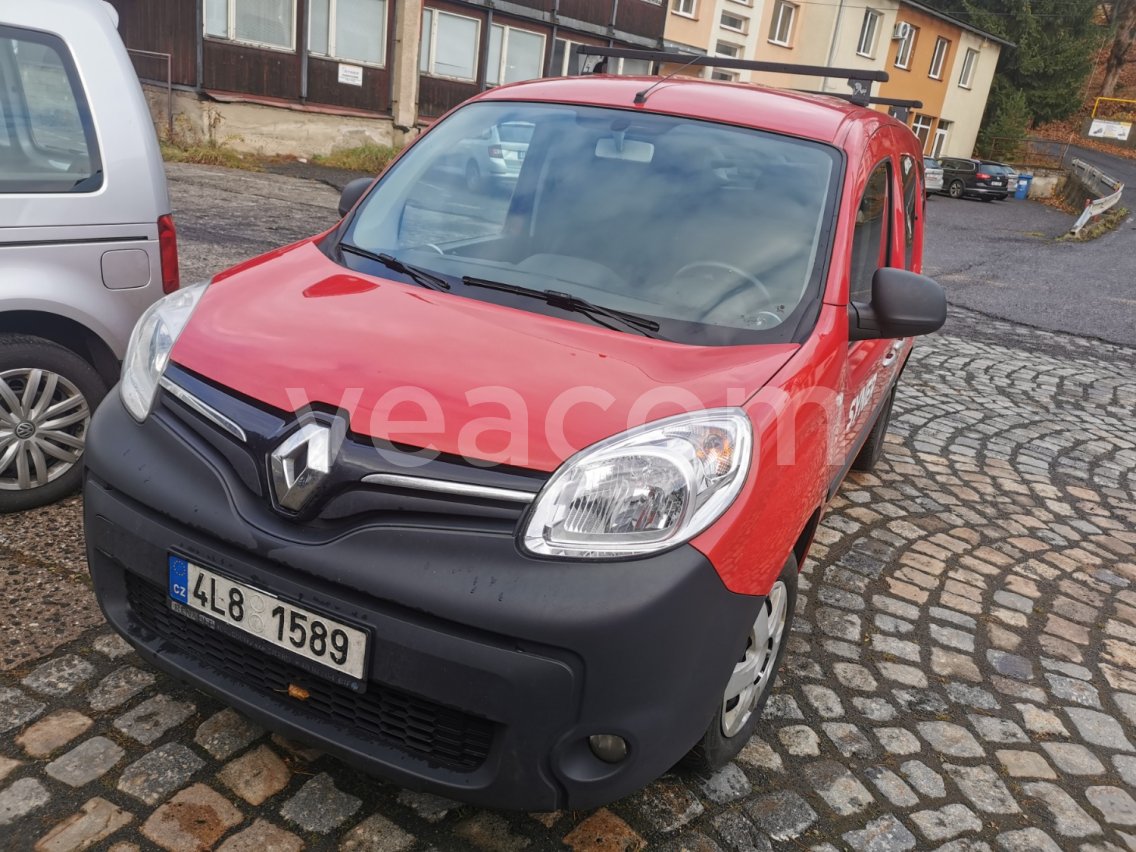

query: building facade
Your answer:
[109,0,666,150]
[661,0,1006,159]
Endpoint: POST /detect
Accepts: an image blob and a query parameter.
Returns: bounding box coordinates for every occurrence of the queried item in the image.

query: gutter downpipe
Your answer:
[546,0,559,77]
[479,6,494,92]
[610,0,619,53]
[300,0,309,101]
[195,0,204,91]
[823,0,848,94]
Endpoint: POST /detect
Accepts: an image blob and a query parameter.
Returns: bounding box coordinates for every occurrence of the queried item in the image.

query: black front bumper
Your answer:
[84,392,762,810]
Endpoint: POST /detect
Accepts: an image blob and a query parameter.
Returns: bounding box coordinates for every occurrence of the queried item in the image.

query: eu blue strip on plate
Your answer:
[168,556,189,604]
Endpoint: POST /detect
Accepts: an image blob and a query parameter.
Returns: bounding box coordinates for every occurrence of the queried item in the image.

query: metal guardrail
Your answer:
[126,48,173,139]
[1068,158,1125,237]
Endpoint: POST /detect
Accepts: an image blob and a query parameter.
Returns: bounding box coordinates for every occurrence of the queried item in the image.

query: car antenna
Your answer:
[634,53,705,105]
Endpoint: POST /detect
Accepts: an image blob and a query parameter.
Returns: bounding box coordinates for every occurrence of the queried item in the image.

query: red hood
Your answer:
[172,241,797,472]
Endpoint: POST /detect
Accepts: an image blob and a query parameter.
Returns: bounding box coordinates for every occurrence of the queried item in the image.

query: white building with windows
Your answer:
[661,0,1006,159]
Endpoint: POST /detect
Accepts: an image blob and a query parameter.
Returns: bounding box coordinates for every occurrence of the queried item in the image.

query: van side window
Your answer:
[0,26,102,194]
[901,155,919,270]
[849,162,890,303]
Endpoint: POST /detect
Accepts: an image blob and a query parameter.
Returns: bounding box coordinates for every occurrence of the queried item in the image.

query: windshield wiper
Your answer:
[460,276,660,336]
[339,243,450,291]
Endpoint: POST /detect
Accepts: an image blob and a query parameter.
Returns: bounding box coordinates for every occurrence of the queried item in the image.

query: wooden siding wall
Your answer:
[418,76,479,119]
[308,58,391,113]
[556,0,609,28]
[615,0,666,38]
[108,0,197,86]
[202,39,301,100]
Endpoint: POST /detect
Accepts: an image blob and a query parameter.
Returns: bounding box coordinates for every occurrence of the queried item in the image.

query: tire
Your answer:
[948,180,964,199]
[851,385,896,472]
[683,554,798,771]
[465,160,482,193]
[0,334,107,512]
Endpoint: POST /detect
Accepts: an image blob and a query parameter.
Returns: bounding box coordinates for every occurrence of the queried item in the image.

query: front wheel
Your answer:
[683,555,798,771]
[948,180,964,199]
[0,334,106,512]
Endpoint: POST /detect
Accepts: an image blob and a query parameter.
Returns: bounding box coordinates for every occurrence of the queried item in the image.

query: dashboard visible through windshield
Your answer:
[337,101,841,346]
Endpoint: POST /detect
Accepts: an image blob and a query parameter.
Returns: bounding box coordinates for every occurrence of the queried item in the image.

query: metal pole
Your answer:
[166,53,173,138]
[300,0,309,101]
[195,0,204,91]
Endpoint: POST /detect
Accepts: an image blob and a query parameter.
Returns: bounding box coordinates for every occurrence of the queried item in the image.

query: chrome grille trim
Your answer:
[362,473,536,504]
[160,376,247,443]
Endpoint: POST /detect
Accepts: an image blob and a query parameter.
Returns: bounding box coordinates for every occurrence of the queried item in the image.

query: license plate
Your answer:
[168,556,368,682]
[992,180,1004,186]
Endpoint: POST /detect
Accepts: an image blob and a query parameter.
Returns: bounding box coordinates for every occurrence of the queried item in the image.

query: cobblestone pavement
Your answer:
[1,168,1135,850]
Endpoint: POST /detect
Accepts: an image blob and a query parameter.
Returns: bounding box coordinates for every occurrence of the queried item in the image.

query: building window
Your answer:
[419,8,480,81]
[672,0,696,17]
[929,37,949,80]
[932,119,951,158]
[894,23,917,70]
[768,1,797,47]
[716,40,742,58]
[958,48,978,89]
[911,113,934,152]
[205,0,296,50]
[720,11,747,33]
[618,57,653,75]
[552,38,579,75]
[309,0,386,66]
[711,70,740,81]
[487,25,545,86]
[857,9,881,58]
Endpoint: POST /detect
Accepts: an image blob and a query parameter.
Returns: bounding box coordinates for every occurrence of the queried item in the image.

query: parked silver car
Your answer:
[923,156,944,196]
[0,0,176,511]
[453,121,535,191]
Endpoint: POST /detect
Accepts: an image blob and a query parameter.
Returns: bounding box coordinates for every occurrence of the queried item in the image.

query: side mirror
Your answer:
[849,267,946,341]
[338,177,373,218]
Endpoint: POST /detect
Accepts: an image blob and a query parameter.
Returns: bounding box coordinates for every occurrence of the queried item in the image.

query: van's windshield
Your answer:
[338,101,841,345]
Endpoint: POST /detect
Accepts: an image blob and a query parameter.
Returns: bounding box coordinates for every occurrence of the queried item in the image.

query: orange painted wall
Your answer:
[879,3,958,146]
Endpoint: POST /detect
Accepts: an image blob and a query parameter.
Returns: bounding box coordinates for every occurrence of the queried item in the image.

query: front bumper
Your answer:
[84,392,762,810]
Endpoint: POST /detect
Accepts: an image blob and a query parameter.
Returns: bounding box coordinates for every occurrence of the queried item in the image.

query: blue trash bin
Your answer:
[1015,174,1034,200]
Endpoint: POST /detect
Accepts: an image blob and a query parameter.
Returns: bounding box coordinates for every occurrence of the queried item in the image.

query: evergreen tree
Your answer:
[920,0,1101,124]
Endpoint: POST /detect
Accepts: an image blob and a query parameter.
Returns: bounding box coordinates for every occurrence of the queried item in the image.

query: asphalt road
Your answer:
[922,187,1136,348]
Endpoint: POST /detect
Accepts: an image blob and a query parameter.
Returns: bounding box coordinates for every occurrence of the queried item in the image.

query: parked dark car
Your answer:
[939,157,1009,201]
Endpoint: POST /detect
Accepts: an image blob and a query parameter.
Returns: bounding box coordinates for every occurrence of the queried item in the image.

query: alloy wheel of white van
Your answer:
[0,368,91,491]
[721,579,789,737]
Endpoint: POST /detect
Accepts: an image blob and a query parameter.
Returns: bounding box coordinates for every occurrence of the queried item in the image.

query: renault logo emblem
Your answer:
[270,422,335,511]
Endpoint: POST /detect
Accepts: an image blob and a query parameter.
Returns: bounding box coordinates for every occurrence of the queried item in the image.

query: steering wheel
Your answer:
[669,261,774,306]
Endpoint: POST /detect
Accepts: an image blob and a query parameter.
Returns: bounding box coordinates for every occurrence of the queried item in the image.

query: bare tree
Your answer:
[1101,0,1136,97]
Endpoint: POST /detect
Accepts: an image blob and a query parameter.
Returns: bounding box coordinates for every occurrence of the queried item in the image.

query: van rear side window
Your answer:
[0,26,102,194]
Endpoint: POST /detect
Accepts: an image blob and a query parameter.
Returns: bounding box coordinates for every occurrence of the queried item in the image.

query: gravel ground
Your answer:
[0,163,1133,851]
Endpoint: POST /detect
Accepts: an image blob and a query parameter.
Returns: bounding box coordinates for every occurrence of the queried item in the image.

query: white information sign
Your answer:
[338,63,364,87]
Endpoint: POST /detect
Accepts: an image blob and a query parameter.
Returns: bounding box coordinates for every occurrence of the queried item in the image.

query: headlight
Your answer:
[521,408,752,559]
[120,282,208,421]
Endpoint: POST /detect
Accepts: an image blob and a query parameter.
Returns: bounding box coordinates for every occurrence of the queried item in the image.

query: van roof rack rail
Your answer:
[796,91,924,110]
[571,46,889,106]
